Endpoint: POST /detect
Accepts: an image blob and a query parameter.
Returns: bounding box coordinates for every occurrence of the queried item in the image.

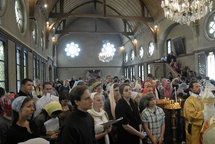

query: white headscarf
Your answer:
[108,84,116,119]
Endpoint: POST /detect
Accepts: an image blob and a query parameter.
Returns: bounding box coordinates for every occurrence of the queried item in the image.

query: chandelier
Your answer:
[161,0,213,25]
[64,42,80,58]
[98,42,116,62]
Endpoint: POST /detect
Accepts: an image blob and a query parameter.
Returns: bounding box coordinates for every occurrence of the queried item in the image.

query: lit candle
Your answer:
[180,99,182,106]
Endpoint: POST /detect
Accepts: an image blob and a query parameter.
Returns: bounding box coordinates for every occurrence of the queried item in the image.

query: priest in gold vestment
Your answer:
[184,81,204,144]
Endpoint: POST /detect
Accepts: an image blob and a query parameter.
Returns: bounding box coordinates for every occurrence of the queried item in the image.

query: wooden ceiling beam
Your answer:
[49,13,153,23]
[55,30,134,35]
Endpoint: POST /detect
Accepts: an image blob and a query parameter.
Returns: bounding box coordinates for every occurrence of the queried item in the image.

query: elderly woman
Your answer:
[6,96,38,144]
[115,84,144,144]
[88,92,111,144]
[140,93,165,144]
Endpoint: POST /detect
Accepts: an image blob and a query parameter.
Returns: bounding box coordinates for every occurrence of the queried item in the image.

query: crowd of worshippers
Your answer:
[0,74,215,144]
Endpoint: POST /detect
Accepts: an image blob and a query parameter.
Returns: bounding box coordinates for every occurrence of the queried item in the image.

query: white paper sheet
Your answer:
[44,117,59,132]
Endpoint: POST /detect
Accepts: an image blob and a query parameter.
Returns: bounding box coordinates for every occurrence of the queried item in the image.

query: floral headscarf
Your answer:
[0,93,16,116]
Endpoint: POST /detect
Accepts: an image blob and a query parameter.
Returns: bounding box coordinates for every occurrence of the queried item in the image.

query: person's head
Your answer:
[179,83,187,91]
[21,79,33,95]
[144,92,156,108]
[34,79,40,87]
[43,82,53,95]
[147,74,153,81]
[89,82,102,93]
[124,79,130,85]
[133,93,143,105]
[44,101,62,118]
[0,87,5,97]
[146,85,154,93]
[119,84,131,99]
[165,81,171,90]
[91,92,103,110]
[172,78,179,88]
[106,75,112,83]
[96,76,101,82]
[59,91,70,107]
[63,80,69,87]
[113,83,120,99]
[12,96,34,124]
[0,93,16,117]
[155,80,160,87]
[189,81,200,95]
[70,85,93,112]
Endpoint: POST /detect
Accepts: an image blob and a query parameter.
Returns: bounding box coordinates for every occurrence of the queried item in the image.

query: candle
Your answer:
[180,99,182,106]
[174,87,177,103]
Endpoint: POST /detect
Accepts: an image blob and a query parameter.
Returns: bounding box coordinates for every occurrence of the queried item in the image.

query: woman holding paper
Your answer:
[115,84,145,144]
[6,96,39,144]
[34,101,62,143]
[88,92,111,144]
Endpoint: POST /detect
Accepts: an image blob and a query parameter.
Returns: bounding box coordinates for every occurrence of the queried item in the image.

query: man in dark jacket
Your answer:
[17,78,33,99]
[60,85,96,144]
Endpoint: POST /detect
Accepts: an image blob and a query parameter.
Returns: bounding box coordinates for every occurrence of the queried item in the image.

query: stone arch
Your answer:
[158,23,179,58]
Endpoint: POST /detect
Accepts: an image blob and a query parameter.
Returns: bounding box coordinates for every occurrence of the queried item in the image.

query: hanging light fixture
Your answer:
[64,42,80,58]
[161,0,213,25]
[98,42,116,62]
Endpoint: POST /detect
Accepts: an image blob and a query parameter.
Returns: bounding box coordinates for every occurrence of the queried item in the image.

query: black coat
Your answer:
[60,108,96,144]
[115,98,141,144]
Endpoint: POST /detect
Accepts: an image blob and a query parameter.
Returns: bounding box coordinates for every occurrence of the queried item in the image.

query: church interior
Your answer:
[0,0,215,144]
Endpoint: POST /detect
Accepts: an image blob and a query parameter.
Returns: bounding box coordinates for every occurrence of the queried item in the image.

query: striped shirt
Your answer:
[140,106,165,144]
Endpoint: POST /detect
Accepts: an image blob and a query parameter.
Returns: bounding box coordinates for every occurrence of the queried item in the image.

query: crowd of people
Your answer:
[0,73,215,144]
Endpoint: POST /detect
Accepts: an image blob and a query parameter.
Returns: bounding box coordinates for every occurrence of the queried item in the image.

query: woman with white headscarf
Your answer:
[88,92,111,144]
[6,96,39,144]
[104,83,120,120]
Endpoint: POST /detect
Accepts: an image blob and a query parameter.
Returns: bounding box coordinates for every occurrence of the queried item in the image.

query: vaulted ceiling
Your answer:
[39,0,163,44]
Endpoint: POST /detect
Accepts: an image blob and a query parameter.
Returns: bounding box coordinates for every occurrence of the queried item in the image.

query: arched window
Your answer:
[131,50,135,60]
[148,42,155,56]
[207,14,215,39]
[31,20,38,45]
[207,52,215,80]
[124,53,128,63]
[15,0,27,33]
[139,46,144,58]
[0,37,8,90]
[41,31,45,50]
